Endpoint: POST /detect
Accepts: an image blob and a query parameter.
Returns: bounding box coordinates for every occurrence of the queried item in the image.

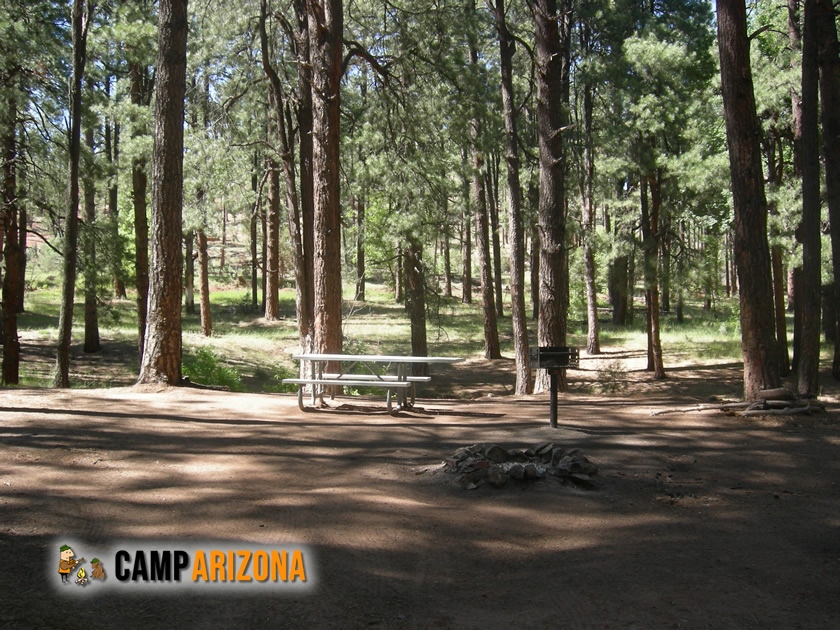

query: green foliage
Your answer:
[182,347,244,392]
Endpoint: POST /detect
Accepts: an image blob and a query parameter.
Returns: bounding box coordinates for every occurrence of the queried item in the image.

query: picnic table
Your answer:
[282,353,464,412]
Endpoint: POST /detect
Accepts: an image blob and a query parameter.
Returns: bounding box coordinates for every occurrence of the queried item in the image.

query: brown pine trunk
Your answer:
[530,218,539,320]
[608,256,629,325]
[533,0,572,393]
[816,0,840,379]
[461,166,472,304]
[581,73,600,354]
[137,0,188,385]
[197,228,211,336]
[105,108,126,300]
[261,0,313,350]
[486,166,504,319]
[443,203,452,298]
[355,196,365,301]
[130,62,151,359]
[54,0,89,388]
[295,0,315,337]
[642,174,665,379]
[2,92,20,384]
[404,236,428,375]
[265,156,280,320]
[473,156,501,359]
[250,156,259,311]
[717,0,782,400]
[83,101,100,353]
[308,0,343,362]
[184,230,195,315]
[492,0,530,392]
[395,243,403,302]
[798,0,821,397]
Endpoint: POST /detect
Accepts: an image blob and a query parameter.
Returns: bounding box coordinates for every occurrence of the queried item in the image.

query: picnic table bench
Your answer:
[282,353,464,412]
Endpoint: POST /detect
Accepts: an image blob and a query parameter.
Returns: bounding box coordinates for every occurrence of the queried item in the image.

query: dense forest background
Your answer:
[2,0,839,400]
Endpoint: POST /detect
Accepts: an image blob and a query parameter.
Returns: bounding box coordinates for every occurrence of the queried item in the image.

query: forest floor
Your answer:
[2,347,840,629]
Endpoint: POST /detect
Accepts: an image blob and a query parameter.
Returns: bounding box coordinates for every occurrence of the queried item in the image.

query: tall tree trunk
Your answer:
[642,173,665,379]
[608,256,629,325]
[530,217,539,320]
[395,242,403,302]
[2,91,20,384]
[404,235,428,375]
[443,198,453,298]
[533,0,572,393]
[798,0,821,397]
[468,7,500,360]
[16,198,26,314]
[355,196,365,301]
[816,0,840,379]
[295,0,315,340]
[137,0,188,385]
[197,228,211,336]
[250,155,260,311]
[265,156,280,320]
[104,75,126,300]
[261,0,314,350]
[580,71,600,354]
[492,0,530,392]
[83,94,100,354]
[460,163,472,304]
[717,0,782,400]
[130,63,151,359]
[486,165,504,319]
[789,0,804,370]
[308,0,343,364]
[765,126,791,375]
[184,230,195,314]
[53,0,90,388]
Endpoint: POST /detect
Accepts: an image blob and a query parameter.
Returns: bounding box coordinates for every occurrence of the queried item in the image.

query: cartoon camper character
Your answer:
[90,558,105,580]
[58,545,84,584]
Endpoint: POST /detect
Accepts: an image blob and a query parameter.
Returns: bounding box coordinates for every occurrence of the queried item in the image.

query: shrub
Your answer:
[182,347,243,391]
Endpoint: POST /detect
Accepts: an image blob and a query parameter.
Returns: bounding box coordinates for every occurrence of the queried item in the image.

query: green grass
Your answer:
[13,277,823,393]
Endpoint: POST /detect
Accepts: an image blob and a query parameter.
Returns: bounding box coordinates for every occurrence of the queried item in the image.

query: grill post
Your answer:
[549,371,559,428]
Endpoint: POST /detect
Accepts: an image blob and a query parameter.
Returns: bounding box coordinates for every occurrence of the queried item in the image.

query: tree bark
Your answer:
[184,230,195,315]
[717,0,782,400]
[104,75,126,300]
[491,0,531,392]
[83,93,100,354]
[798,0,821,397]
[2,89,20,384]
[53,0,90,388]
[137,0,188,385]
[461,164,472,304]
[642,173,665,379]
[308,0,343,363]
[404,235,428,375]
[580,67,600,354]
[816,0,840,379]
[355,196,365,301]
[130,63,151,359]
[486,164,504,319]
[608,256,629,325]
[261,0,314,350]
[533,0,572,393]
[197,228,211,336]
[265,156,280,320]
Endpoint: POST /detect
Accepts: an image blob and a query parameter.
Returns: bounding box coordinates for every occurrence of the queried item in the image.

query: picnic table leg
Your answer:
[396,363,409,410]
[297,385,306,411]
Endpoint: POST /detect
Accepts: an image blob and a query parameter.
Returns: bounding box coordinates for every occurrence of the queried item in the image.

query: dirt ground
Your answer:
[2,355,840,629]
